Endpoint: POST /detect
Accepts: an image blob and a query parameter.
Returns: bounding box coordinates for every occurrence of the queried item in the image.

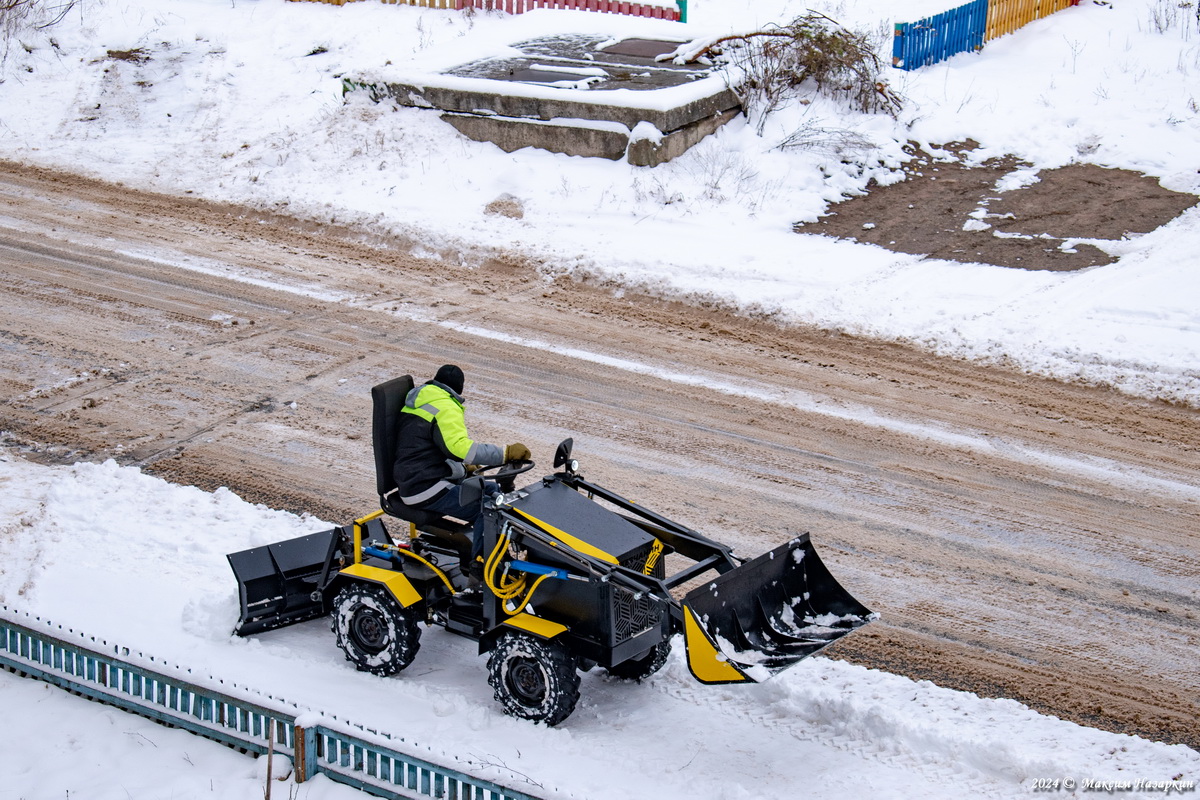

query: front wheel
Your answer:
[487,632,580,726]
[332,583,421,676]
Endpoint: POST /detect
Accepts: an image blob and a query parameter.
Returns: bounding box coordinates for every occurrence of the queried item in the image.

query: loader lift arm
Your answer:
[559,475,743,588]
[543,471,875,684]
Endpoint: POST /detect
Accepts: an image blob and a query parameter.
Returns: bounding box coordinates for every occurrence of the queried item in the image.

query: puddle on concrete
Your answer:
[447,36,707,91]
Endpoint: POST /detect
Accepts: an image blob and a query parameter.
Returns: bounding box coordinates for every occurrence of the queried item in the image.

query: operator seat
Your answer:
[371,375,473,558]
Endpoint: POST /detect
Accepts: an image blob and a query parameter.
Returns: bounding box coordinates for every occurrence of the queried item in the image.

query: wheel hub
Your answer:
[507,657,547,705]
[352,609,388,653]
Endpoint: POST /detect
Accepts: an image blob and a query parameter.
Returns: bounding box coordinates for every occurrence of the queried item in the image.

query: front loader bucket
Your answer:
[226,528,341,636]
[681,534,874,684]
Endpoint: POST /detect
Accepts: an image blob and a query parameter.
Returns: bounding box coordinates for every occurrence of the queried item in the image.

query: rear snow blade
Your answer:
[226,528,341,636]
[681,535,874,684]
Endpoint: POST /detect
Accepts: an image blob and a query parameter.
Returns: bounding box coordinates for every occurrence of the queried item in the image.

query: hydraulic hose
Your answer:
[484,531,527,600]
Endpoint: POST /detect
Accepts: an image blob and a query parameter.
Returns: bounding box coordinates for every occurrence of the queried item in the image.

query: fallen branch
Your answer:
[682,12,903,125]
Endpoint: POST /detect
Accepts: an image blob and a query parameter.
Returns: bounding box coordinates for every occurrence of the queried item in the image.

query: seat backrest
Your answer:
[371,375,415,499]
[371,374,472,546]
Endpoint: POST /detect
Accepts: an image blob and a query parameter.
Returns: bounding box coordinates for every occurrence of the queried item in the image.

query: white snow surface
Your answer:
[1,452,1197,799]
[0,0,1198,406]
[2,0,1200,795]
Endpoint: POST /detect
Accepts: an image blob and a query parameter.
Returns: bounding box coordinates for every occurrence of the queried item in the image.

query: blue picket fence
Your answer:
[892,0,988,70]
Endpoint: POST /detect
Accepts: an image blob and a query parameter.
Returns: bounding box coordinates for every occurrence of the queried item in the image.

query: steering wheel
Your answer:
[473,459,535,493]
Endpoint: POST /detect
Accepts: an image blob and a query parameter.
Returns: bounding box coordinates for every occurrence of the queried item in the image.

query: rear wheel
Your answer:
[333,583,421,676]
[487,632,580,726]
[604,640,671,681]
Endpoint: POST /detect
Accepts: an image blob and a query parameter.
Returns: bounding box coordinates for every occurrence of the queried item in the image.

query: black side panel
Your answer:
[227,528,340,636]
[510,481,656,564]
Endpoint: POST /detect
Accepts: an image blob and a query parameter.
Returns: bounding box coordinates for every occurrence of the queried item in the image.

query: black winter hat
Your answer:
[434,364,465,395]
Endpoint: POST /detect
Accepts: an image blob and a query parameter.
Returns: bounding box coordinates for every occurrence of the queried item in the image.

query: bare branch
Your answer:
[704,12,904,130]
[3,0,78,60]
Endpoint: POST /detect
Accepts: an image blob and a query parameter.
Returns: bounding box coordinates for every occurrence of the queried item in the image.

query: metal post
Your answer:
[265,718,276,800]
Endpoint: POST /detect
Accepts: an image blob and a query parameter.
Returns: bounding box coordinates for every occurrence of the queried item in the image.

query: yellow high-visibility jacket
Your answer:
[392,381,503,505]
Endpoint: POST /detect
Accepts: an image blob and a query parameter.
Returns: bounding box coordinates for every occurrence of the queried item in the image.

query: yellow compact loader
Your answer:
[228,376,874,725]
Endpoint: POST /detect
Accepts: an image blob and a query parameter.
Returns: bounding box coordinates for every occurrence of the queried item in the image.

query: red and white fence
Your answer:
[303,0,684,22]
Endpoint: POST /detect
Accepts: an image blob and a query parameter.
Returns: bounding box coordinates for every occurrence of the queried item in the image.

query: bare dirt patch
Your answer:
[103,48,151,64]
[795,142,1199,271]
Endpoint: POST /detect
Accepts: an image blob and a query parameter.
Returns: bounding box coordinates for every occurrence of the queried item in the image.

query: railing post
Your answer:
[294,725,318,782]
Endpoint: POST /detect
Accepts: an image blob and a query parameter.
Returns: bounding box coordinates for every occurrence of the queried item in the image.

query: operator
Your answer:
[393,364,531,561]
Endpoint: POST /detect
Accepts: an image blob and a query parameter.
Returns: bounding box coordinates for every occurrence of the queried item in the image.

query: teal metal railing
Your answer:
[0,607,545,800]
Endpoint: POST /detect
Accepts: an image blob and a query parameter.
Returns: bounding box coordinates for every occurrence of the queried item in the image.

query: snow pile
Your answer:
[0,669,354,800]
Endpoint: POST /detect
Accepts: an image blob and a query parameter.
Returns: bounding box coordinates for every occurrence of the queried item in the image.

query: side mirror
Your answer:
[553,438,574,469]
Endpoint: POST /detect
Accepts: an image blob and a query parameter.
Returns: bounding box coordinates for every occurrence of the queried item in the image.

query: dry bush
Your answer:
[2,0,77,60]
[776,123,876,155]
[684,13,903,133]
[1147,0,1200,35]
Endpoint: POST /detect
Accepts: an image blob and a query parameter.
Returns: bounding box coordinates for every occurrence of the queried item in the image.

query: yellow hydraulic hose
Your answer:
[355,509,456,595]
[483,528,555,614]
[389,546,457,596]
[504,572,553,617]
[485,532,527,600]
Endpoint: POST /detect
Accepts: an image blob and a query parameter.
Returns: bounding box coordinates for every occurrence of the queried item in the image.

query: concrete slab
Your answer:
[344,33,741,166]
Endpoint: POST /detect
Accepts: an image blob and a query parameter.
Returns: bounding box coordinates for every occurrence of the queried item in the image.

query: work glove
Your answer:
[504,443,532,462]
